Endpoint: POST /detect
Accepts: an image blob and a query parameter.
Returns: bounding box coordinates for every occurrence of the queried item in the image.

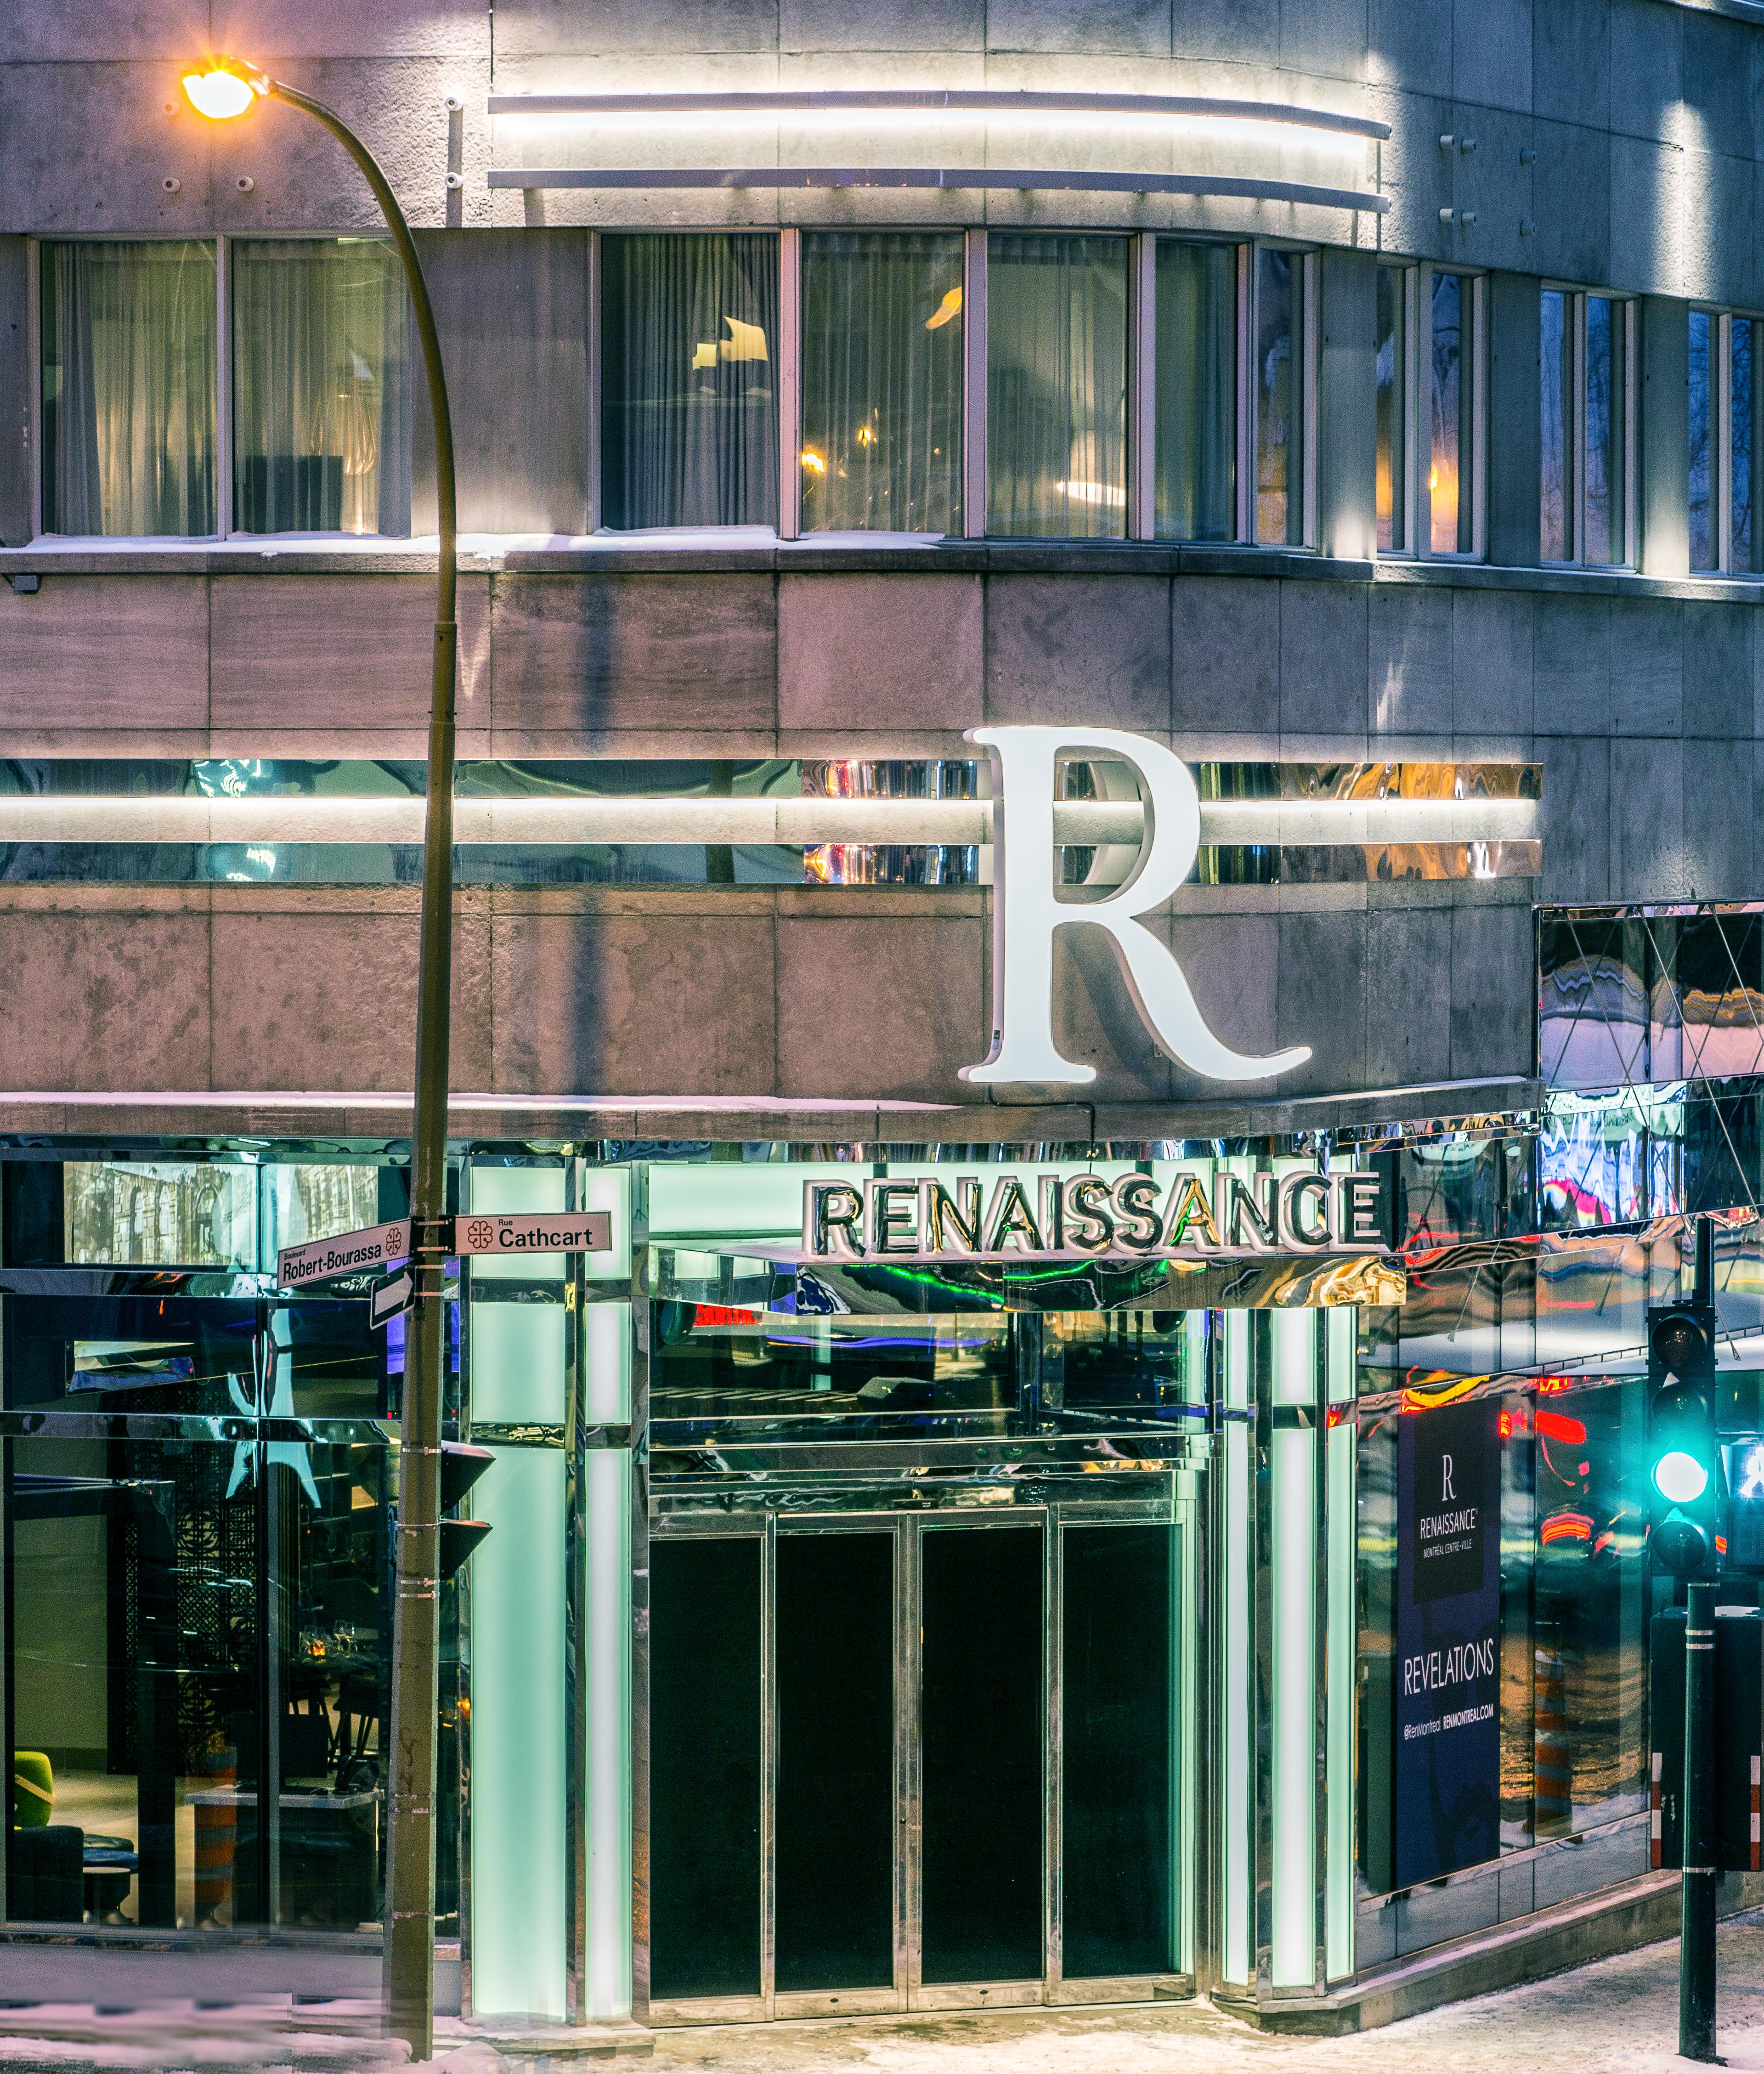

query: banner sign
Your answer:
[1395,1397,1503,1888]
[802,1169,1387,1263]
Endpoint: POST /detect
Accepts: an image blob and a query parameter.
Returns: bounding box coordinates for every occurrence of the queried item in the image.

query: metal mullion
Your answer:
[26,238,41,542]
[586,231,601,534]
[1471,271,1488,559]
[1237,245,1255,542]
[627,1194,652,2028]
[1301,249,1319,548]
[1309,1333,1329,1994]
[1129,233,1157,541]
[963,229,987,537]
[902,1515,924,2000]
[1719,313,1735,575]
[1045,1507,1063,1998]
[1573,292,1588,565]
[761,1509,778,2017]
[215,234,233,538]
[777,226,801,541]
[1416,262,1435,558]
[1250,1312,1273,1998]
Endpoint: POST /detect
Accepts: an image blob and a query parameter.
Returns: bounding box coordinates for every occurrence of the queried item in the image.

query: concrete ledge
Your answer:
[1227,1873,1682,2036]
[441,2017,653,2061]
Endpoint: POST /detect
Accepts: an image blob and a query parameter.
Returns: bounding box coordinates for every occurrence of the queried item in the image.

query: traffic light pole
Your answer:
[1682,1575,1719,2062]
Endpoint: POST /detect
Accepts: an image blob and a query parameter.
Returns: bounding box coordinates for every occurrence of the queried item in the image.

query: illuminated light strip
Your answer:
[0,795,1538,846]
[486,167,1387,212]
[484,89,1390,143]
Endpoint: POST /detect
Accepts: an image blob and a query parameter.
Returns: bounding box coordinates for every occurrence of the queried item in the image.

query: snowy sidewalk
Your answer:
[649,1913,1764,2074]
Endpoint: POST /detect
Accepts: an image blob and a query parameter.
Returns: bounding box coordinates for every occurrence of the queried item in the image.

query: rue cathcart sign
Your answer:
[803,1168,1385,1262]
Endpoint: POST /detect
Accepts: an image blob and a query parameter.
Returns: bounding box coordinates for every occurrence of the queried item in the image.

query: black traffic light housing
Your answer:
[437,1441,493,1582]
[1647,1226,1720,1578]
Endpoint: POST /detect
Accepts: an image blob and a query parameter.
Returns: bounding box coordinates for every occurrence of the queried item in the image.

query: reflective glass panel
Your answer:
[231,239,411,537]
[41,241,216,538]
[1541,289,1571,560]
[1430,271,1469,553]
[1585,296,1626,565]
[1154,240,1235,541]
[1689,308,1714,571]
[987,233,1128,537]
[599,234,779,531]
[1376,262,1406,552]
[1255,248,1303,543]
[800,232,963,534]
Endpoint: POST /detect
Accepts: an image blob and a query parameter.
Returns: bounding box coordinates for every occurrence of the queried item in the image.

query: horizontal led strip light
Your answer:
[485,90,1391,140]
[485,85,1389,211]
[0,796,1537,846]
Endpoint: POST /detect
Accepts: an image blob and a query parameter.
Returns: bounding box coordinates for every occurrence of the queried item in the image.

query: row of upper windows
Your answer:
[20,231,1740,573]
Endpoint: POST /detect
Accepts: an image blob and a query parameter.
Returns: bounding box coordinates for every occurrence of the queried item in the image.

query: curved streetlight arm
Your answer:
[255,75,457,2060]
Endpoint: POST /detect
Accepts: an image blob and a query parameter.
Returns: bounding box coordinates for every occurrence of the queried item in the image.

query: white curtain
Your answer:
[43,240,216,537]
[599,234,778,531]
[232,239,411,536]
[800,232,964,535]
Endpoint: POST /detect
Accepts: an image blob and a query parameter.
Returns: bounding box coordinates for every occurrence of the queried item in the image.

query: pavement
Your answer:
[8,1919,1764,2072]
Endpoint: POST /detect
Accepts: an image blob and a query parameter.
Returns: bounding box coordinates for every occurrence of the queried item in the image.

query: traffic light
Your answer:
[1648,1299,1719,1577]
[437,1441,493,1582]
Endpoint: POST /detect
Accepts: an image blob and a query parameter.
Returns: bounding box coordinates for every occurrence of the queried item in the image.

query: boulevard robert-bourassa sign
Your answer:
[803,1168,1386,1263]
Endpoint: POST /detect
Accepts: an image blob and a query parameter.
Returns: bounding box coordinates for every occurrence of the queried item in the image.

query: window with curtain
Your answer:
[232,239,412,536]
[987,234,1128,538]
[1254,247,1302,544]
[1584,295,1625,565]
[799,232,963,535]
[1154,240,1235,542]
[599,233,779,531]
[41,240,217,537]
[1375,263,1406,553]
[1686,308,1762,577]
[1736,317,1758,573]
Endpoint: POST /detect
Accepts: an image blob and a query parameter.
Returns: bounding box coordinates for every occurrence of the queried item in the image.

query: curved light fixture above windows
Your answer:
[484,86,1391,213]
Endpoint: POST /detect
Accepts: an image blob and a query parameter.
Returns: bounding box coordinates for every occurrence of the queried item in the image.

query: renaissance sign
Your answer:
[962,726,1312,1089]
[803,1168,1385,1262]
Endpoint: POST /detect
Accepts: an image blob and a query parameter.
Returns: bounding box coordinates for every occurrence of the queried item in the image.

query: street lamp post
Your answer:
[183,61,457,2060]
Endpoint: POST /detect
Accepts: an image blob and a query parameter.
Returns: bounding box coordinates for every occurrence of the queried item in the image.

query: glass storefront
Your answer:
[0,1142,1746,2029]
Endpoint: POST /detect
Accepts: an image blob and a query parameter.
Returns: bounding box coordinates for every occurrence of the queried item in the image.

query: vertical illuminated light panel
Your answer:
[1270,1308,1316,1990]
[468,1165,566,2021]
[1324,1305,1357,1983]
[1222,1305,1252,1987]
[582,1298,633,2020]
[1175,1469,1201,1975]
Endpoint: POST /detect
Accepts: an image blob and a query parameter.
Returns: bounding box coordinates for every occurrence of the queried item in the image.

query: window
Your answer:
[1375,261,1407,552]
[1374,262,1482,558]
[1253,247,1306,544]
[599,233,779,531]
[1688,306,1763,575]
[40,237,411,542]
[1541,288,1634,567]
[987,233,1129,537]
[1153,240,1235,541]
[232,240,411,536]
[41,241,217,538]
[799,232,963,535]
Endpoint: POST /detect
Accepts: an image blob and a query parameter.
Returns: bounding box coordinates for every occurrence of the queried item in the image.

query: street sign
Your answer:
[277,1217,412,1291]
[371,1270,415,1329]
[453,1210,612,1258]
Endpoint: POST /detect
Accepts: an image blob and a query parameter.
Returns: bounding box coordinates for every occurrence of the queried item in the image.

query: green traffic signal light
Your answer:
[1654,1449,1711,1505]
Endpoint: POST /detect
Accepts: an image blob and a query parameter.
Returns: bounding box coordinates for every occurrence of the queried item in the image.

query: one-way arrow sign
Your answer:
[370,1270,415,1329]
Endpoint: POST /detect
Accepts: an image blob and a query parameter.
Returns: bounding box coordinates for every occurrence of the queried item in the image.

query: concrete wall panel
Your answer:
[984,574,1170,733]
[0,576,208,731]
[779,574,982,734]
